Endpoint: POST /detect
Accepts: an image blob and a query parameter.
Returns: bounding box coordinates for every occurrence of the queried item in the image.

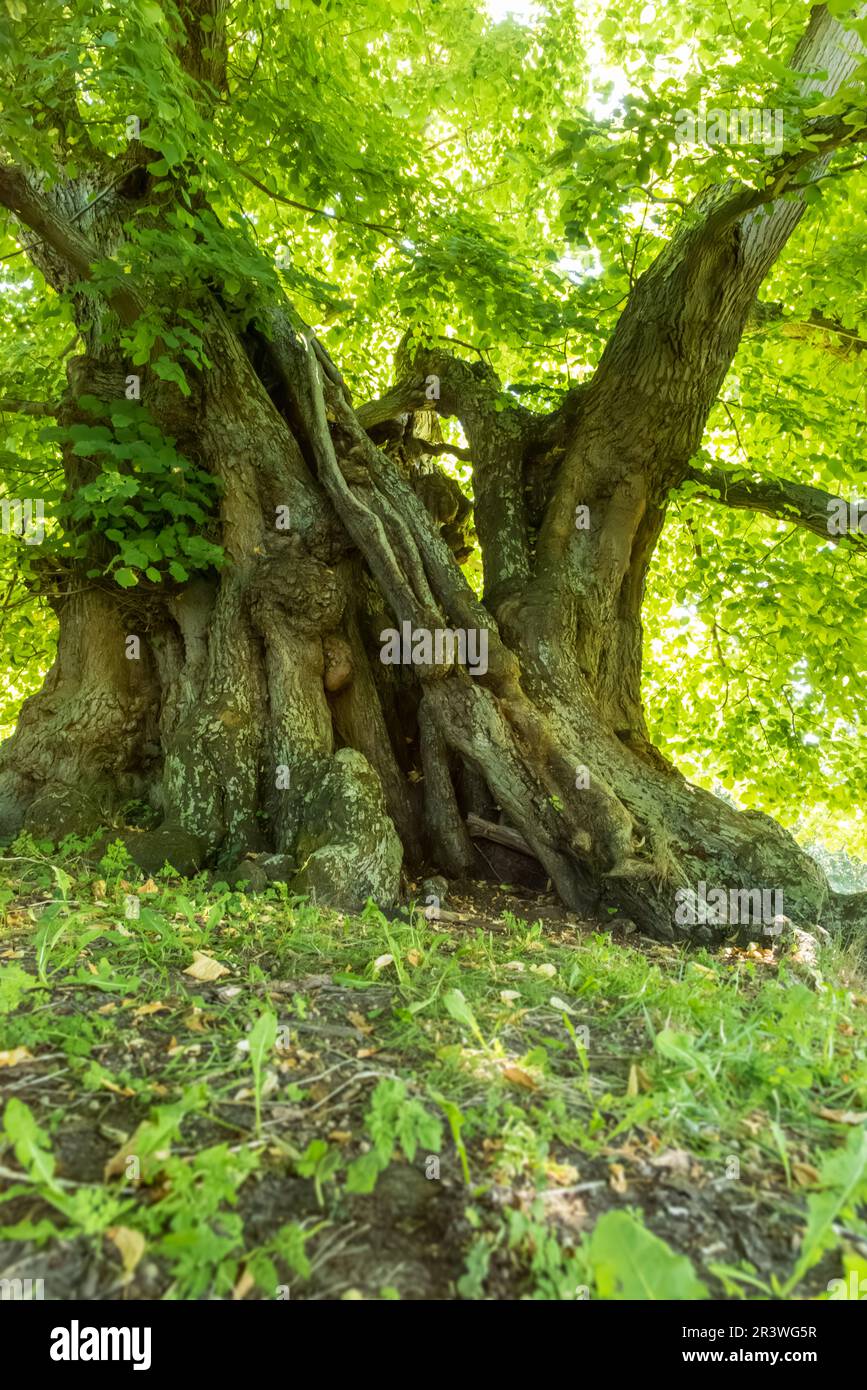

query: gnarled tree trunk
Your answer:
[0,2,863,940]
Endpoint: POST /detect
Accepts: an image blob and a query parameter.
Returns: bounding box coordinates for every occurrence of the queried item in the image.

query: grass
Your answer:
[1,830,867,1300]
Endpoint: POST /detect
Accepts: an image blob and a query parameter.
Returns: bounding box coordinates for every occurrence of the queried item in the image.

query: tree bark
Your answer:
[0,2,864,940]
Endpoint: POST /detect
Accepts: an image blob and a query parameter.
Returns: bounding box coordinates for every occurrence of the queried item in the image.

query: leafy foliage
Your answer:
[47,397,223,586]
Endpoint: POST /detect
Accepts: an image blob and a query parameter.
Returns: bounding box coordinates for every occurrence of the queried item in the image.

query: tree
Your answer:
[0,0,865,940]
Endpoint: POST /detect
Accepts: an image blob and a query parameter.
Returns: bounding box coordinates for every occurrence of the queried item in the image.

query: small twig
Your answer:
[303,1069,400,1115]
[541,1180,607,1197]
[0,1163,89,1190]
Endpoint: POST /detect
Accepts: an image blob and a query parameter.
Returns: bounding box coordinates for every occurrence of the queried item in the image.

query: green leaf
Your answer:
[3,1098,58,1190]
[587,1210,708,1300]
[248,1009,277,1138]
[345,1150,382,1194]
[248,1009,278,1080]
[443,989,487,1049]
[785,1129,867,1292]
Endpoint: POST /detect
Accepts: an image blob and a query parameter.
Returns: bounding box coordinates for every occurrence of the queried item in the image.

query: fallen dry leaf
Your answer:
[542,1191,588,1230]
[502,1065,538,1091]
[607,1140,646,1162]
[140,878,159,895]
[739,1109,769,1137]
[98,1077,136,1097]
[406,949,423,967]
[650,1148,693,1176]
[0,1047,33,1068]
[608,1162,628,1194]
[347,1010,373,1035]
[817,1107,867,1125]
[183,951,230,982]
[792,1161,820,1187]
[232,1266,256,1301]
[107,1226,146,1275]
[545,1160,579,1186]
[133,1001,168,1019]
[626,1062,653,1096]
[549,994,575,1013]
[372,953,394,974]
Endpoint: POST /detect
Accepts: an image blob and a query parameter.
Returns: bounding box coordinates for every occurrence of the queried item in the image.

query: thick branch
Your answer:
[0,165,143,324]
[299,336,438,638]
[750,300,867,353]
[357,378,429,430]
[682,464,867,546]
[705,106,867,236]
[539,6,867,579]
[466,811,536,859]
[383,343,534,605]
[414,439,473,463]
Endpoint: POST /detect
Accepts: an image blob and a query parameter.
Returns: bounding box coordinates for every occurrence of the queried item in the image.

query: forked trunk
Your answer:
[0,305,840,942]
[0,2,862,942]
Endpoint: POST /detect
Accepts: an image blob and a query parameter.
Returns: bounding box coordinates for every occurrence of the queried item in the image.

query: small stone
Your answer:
[121,826,207,877]
[260,854,295,884]
[25,785,108,840]
[421,875,449,903]
[607,916,638,934]
[227,860,269,893]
